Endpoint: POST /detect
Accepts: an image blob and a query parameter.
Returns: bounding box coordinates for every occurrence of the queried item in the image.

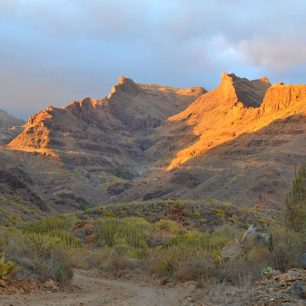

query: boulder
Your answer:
[0,279,6,288]
[299,253,306,269]
[292,280,306,299]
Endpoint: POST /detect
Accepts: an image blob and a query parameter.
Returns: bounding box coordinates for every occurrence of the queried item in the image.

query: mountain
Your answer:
[3,73,306,212]
[5,77,205,211]
[0,110,24,145]
[117,74,306,208]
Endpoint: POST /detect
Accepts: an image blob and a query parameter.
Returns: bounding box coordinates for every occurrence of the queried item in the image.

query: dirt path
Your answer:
[0,270,194,306]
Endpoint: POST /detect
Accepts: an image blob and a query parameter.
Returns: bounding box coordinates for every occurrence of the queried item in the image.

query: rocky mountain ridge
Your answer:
[1,73,306,214]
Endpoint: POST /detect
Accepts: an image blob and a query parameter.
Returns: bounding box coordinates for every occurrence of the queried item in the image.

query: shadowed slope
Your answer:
[118,114,306,208]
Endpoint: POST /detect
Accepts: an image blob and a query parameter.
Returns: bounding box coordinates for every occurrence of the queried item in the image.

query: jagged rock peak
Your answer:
[220,72,271,107]
[109,76,141,97]
[259,76,270,84]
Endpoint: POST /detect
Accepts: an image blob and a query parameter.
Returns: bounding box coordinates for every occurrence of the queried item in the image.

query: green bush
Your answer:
[1,228,74,284]
[269,225,303,272]
[21,216,80,250]
[94,217,152,257]
[165,231,230,255]
[0,252,17,280]
[94,218,120,247]
[22,216,70,233]
[147,230,230,278]
[154,219,184,234]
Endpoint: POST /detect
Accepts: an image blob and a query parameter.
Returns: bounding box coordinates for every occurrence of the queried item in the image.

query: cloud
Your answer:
[238,39,306,72]
[0,0,306,118]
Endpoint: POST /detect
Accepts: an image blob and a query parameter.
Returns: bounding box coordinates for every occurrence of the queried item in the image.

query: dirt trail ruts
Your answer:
[0,270,190,306]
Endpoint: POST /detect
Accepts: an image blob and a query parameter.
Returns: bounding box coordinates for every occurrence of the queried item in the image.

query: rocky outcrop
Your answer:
[248,269,306,305]
[109,76,143,96]
[220,73,271,107]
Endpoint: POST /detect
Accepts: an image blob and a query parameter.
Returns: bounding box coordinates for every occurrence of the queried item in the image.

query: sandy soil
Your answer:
[0,270,196,306]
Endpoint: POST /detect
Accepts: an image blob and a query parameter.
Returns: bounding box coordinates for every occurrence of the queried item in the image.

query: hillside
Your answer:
[0,110,24,145]
[2,73,306,213]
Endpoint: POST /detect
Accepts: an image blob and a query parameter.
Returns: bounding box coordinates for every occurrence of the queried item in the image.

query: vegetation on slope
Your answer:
[0,183,304,289]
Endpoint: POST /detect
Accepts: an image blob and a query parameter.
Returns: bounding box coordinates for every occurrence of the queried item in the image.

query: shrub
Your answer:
[0,252,17,280]
[94,218,120,247]
[176,255,217,282]
[22,216,70,233]
[2,230,74,284]
[285,165,306,232]
[21,216,80,250]
[165,231,230,255]
[118,217,152,249]
[154,219,184,235]
[217,247,269,285]
[269,225,303,272]
[40,248,73,284]
[94,217,152,258]
[146,230,231,277]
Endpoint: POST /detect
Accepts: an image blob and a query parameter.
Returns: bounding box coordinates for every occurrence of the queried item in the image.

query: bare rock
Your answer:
[292,280,306,299]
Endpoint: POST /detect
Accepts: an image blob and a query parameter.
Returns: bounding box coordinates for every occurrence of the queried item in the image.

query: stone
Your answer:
[292,280,306,299]
[0,279,6,288]
[299,253,306,269]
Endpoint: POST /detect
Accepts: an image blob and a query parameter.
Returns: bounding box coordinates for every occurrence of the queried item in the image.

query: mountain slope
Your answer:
[0,152,47,224]
[0,110,24,145]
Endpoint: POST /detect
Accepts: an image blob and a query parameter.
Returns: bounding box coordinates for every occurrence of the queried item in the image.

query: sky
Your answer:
[1,0,306,119]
